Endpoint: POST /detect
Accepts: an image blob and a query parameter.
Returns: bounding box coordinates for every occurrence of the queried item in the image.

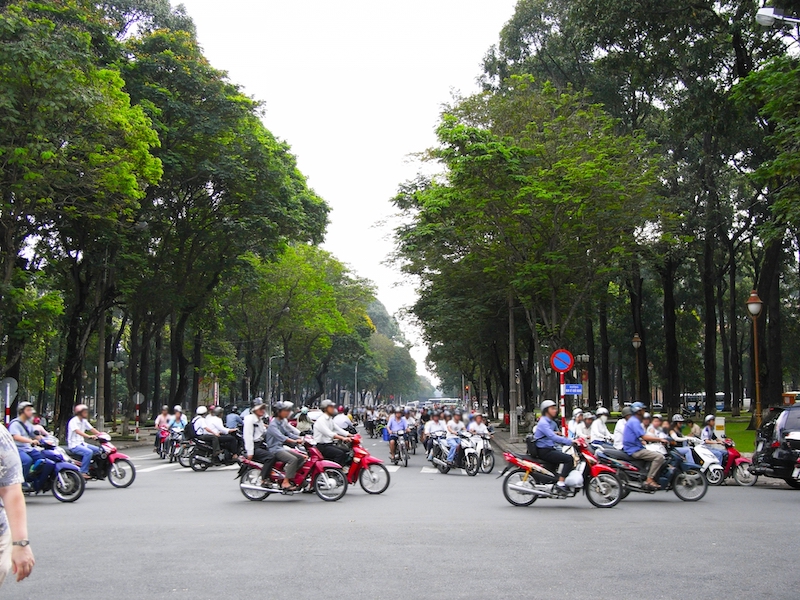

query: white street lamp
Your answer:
[756,7,800,27]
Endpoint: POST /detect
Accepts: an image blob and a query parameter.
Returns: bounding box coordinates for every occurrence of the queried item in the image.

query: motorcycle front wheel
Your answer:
[502,469,538,506]
[52,470,85,502]
[401,445,408,468]
[733,464,757,487]
[465,453,479,476]
[108,459,136,488]
[359,463,390,494]
[314,468,348,502]
[705,466,724,486]
[673,469,708,502]
[586,473,622,508]
[480,451,495,474]
[240,468,269,501]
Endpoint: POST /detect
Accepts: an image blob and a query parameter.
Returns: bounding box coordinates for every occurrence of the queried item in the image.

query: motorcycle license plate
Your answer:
[792,467,800,480]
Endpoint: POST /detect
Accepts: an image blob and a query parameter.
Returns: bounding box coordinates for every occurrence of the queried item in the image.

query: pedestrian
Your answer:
[0,423,35,587]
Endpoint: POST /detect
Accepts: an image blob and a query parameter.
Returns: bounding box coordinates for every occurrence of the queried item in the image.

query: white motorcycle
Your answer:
[430,430,479,475]
[473,433,495,474]
[685,437,724,484]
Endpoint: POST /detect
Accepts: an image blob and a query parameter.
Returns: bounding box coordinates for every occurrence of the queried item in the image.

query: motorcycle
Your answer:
[408,425,418,455]
[188,433,242,471]
[66,433,136,488]
[712,438,757,486]
[237,437,348,502]
[166,428,184,463]
[21,437,85,503]
[345,434,390,494]
[430,431,479,476]
[593,443,708,502]
[156,427,170,459]
[391,429,409,467]
[498,438,622,508]
[683,437,724,484]
[474,433,495,474]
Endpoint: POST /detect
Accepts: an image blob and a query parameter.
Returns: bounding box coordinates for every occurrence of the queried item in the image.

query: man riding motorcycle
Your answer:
[192,406,222,461]
[67,404,103,478]
[445,410,466,465]
[243,401,270,482]
[266,402,305,491]
[423,411,446,459]
[8,402,54,490]
[533,400,574,492]
[313,400,352,466]
[701,415,727,466]
[622,402,667,490]
[207,407,239,460]
[590,407,614,447]
[225,406,243,430]
[387,407,408,462]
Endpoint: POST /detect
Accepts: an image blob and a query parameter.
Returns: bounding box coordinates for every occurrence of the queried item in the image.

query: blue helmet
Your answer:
[631,402,646,413]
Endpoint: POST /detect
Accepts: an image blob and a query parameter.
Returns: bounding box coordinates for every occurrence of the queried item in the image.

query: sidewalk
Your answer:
[492,428,528,456]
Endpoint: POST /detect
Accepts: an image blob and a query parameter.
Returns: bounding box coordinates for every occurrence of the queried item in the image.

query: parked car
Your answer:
[752,406,800,489]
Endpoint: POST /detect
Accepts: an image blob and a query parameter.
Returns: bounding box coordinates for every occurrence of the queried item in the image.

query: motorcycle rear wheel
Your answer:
[314,468,348,502]
[502,469,538,506]
[480,451,495,474]
[189,454,209,472]
[465,453,479,476]
[673,469,708,502]
[586,473,622,508]
[108,459,136,488]
[178,445,193,468]
[52,470,85,503]
[733,464,757,487]
[401,445,408,468]
[705,466,724,486]
[359,463,390,494]
[240,468,269,501]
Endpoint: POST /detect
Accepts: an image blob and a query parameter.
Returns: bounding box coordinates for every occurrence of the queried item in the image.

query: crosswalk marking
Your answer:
[420,466,467,475]
[136,464,176,473]
[385,465,400,473]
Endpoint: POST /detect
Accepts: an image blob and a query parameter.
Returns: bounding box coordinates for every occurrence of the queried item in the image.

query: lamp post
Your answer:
[746,290,764,428]
[632,333,642,403]
[756,7,800,27]
[106,359,124,432]
[268,355,283,404]
[576,354,589,406]
[354,355,365,408]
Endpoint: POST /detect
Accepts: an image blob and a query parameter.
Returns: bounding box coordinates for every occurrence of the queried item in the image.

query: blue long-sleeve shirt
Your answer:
[534,416,572,449]
[265,418,299,454]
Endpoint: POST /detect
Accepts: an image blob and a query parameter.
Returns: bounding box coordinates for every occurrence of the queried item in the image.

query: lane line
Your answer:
[385,465,400,473]
[136,464,176,473]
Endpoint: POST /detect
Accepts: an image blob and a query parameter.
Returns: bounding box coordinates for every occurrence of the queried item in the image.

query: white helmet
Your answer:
[74,404,89,414]
[173,405,183,413]
[573,408,584,416]
[704,414,715,424]
[596,407,609,417]
[540,400,557,412]
[196,406,208,415]
[671,414,684,423]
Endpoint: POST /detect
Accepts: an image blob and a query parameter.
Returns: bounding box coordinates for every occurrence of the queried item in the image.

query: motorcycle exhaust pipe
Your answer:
[431,458,448,467]
[507,484,551,497]
[240,483,275,492]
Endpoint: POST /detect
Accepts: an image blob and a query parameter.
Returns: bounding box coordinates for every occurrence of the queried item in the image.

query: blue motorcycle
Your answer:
[21,437,85,503]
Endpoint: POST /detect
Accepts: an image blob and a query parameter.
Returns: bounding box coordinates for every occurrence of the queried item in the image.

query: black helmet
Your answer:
[231,406,240,414]
[454,409,462,416]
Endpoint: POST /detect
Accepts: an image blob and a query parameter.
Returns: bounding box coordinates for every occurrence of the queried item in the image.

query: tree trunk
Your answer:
[171,311,191,406]
[585,316,596,405]
[138,329,150,416]
[702,231,717,415]
[660,257,680,415]
[152,327,162,419]
[599,292,611,409]
[729,240,741,417]
[717,273,732,412]
[190,329,202,412]
[628,263,651,404]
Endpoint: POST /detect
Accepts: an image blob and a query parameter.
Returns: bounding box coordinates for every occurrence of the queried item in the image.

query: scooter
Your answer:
[684,437,724,485]
[66,432,136,488]
[473,433,495,474]
[498,438,622,508]
[237,437,348,502]
[345,434,390,494]
[22,437,85,502]
[429,431,479,475]
[715,438,757,486]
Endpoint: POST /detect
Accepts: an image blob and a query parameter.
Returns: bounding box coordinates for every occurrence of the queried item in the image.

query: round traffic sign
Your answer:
[550,349,574,374]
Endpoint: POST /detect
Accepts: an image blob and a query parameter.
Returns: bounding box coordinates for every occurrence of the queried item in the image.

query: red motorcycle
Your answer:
[237,437,348,502]
[345,434,390,494]
[708,438,757,487]
[499,438,623,508]
[66,433,136,488]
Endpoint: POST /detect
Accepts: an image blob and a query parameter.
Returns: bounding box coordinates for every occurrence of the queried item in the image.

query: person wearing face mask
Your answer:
[589,407,614,447]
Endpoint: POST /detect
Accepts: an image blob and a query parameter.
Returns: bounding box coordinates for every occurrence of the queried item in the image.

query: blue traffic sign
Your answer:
[565,384,583,395]
[550,349,574,373]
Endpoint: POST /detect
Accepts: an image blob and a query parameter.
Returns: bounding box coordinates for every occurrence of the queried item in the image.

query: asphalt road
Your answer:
[5,434,799,600]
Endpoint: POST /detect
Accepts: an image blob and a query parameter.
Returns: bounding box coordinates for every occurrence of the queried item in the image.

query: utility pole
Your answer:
[509,293,518,443]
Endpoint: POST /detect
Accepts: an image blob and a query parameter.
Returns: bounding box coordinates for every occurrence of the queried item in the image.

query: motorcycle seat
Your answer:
[601,448,633,461]
[512,452,539,463]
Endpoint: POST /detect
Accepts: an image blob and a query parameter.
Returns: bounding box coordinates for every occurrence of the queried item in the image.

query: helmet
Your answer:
[704,414,715,424]
[338,405,344,413]
[631,402,645,413]
[621,407,633,417]
[643,412,651,420]
[74,404,89,414]
[173,405,183,413]
[395,406,403,413]
[653,413,663,420]
[584,412,595,420]
[300,407,309,414]
[32,417,41,425]
[17,402,33,414]
[454,409,463,416]
[671,414,684,423]
[573,408,584,416]
[252,402,268,412]
[196,406,208,415]
[596,407,609,417]
[230,406,240,414]
[443,411,452,418]
[540,400,557,412]
[276,401,293,412]
[252,397,264,407]
[213,406,223,416]
[161,405,170,412]
[320,399,335,410]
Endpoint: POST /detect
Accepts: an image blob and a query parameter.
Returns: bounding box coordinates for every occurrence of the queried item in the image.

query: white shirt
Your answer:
[193,415,209,435]
[206,415,231,435]
[406,416,417,427]
[67,417,92,448]
[468,422,489,435]
[243,413,266,456]
[574,422,591,441]
[446,419,466,439]
[333,414,351,431]
[590,419,613,443]
[313,414,349,444]
[425,420,446,435]
[613,418,627,450]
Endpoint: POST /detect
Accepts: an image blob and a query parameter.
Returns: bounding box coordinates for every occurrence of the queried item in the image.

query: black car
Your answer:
[752,405,800,489]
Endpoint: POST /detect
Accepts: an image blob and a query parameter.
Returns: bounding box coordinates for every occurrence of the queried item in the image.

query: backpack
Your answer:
[184,417,198,440]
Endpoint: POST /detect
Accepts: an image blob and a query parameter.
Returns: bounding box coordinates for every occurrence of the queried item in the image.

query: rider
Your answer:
[701,415,727,466]
[167,406,187,431]
[406,409,418,445]
[8,402,53,490]
[242,401,271,481]
[423,411,447,459]
[313,400,352,466]
[622,402,667,490]
[590,407,614,447]
[445,410,466,465]
[225,406,243,430]
[295,407,313,433]
[387,407,408,462]
[265,402,305,491]
[333,406,352,432]
[468,412,490,436]
[533,400,574,492]
[613,406,633,450]
[207,407,239,460]
[153,405,170,452]
[192,406,222,461]
[567,409,584,439]
[575,413,594,441]
[668,414,693,463]
[67,404,102,479]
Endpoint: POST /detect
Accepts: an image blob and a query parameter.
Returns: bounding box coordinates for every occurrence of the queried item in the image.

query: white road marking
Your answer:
[420,467,438,474]
[385,465,400,473]
[136,464,176,473]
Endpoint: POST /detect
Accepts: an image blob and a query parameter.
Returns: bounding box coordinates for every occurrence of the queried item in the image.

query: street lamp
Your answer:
[746,290,764,428]
[756,7,800,27]
[632,333,642,403]
[268,354,283,404]
[354,355,365,408]
[106,359,124,432]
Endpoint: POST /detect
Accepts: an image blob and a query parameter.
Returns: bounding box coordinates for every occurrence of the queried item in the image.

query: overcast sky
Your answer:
[174,1,519,382]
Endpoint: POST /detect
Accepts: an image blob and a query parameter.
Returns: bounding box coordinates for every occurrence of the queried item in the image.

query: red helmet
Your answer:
[33,417,41,425]
[337,405,345,413]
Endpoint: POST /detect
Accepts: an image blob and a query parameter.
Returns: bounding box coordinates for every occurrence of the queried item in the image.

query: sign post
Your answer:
[550,350,574,435]
[133,392,144,442]
[0,378,18,426]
